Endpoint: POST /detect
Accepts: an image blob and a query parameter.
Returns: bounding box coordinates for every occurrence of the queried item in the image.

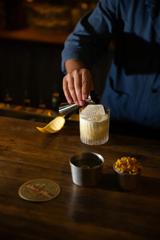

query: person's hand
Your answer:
[63,68,93,106]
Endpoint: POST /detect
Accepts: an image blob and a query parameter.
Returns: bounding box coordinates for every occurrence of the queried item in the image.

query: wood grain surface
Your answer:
[0,116,159,240]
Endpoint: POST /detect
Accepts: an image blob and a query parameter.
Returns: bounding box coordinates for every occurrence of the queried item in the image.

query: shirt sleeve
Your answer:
[61,0,117,73]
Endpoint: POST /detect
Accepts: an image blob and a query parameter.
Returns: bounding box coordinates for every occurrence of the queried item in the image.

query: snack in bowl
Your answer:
[113,156,142,191]
[113,156,142,175]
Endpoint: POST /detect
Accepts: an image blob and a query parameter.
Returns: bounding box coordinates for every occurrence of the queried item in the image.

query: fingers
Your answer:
[74,70,84,106]
[67,71,79,104]
[63,68,93,106]
[63,70,79,105]
[73,70,83,105]
[81,69,92,100]
[63,75,73,104]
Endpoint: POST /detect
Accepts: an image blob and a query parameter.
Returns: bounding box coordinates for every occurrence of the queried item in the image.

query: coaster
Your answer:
[18,178,60,202]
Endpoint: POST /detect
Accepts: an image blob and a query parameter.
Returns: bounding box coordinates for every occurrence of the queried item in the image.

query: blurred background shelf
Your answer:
[0,102,79,122]
[0,102,55,122]
[0,0,99,120]
[0,28,69,44]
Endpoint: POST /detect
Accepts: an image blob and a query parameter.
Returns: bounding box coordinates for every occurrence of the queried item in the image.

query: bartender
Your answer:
[61,0,160,128]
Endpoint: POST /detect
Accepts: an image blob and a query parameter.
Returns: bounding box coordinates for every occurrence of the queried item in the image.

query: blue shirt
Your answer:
[61,0,160,128]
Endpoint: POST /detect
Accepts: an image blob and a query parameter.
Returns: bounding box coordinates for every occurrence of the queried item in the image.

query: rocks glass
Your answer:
[79,104,110,145]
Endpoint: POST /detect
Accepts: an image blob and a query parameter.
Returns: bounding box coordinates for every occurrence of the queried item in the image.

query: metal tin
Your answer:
[70,152,104,187]
[113,167,141,191]
[59,96,94,115]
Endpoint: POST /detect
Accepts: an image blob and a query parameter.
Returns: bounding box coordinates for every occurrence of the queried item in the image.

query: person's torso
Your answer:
[101,0,160,127]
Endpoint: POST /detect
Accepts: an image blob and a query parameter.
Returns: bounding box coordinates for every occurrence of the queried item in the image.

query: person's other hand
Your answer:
[63,68,93,106]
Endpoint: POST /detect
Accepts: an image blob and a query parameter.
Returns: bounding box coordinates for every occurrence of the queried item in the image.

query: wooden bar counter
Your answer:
[0,116,159,240]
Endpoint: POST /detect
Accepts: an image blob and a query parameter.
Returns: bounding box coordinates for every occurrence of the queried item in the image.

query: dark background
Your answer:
[0,0,108,112]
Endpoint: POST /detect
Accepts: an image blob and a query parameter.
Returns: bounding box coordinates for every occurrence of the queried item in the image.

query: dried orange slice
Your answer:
[36,116,65,134]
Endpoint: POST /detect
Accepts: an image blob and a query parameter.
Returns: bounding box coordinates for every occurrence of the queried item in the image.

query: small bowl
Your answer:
[70,152,104,187]
[113,164,141,191]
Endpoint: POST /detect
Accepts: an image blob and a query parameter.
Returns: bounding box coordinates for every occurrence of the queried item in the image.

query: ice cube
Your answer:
[81,104,106,121]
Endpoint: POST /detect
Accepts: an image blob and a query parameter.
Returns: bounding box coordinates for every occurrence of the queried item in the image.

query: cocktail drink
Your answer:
[80,104,110,145]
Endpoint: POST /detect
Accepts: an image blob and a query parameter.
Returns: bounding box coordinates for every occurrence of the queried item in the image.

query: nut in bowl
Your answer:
[113,156,142,191]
